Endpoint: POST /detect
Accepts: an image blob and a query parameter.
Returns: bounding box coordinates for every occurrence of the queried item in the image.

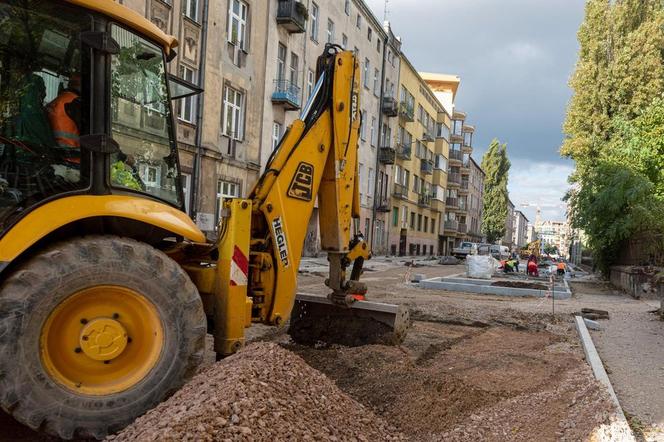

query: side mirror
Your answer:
[168,74,203,100]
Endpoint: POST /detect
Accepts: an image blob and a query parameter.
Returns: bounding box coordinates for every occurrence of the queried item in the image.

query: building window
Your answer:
[289,52,299,85]
[377,38,381,53]
[344,0,350,15]
[272,122,282,150]
[424,216,428,233]
[223,85,244,140]
[276,43,287,81]
[342,33,348,49]
[392,207,398,227]
[360,109,367,140]
[216,180,240,224]
[184,0,198,21]
[327,19,335,44]
[181,173,191,214]
[367,27,372,41]
[310,2,319,42]
[410,212,415,229]
[370,117,376,146]
[387,50,392,64]
[373,68,379,96]
[367,167,374,196]
[356,14,362,29]
[306,69,315,98]
[417,214,422,231]
[177,65,197,123]
[413,174,419,192]
[363,58,370,88]
[228,0,248,50]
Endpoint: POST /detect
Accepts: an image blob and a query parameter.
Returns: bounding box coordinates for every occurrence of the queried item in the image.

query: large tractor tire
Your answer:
[0,236,206,439]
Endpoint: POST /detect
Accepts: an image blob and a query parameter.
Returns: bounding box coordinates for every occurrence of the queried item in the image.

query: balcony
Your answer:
[462,143,473,154]
[449,149,463,165]
[422,129,435,143]
[446,197,458,209]
[452,110,466,121]
[271,79,301,110]
[459,180,469,194]
[276,0,307,34]
[458,223,468,234]
[420,159,433,175]
[418,193,432,208]
[444,220,459,233]
[396,143,411,160]
[382,97,398,117]
[376,197,391,212]
[433,169,446,186]
[431,198,445,212]
[448,172,461,187]
[378,146,396,165]
[399,101,414,121]
[393,183,408,199]
[450,133,463,144]
[462,124,475,134]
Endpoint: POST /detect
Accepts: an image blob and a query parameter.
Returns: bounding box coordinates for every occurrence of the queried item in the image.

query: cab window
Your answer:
[0,0,90,232]
[109,24,181,207]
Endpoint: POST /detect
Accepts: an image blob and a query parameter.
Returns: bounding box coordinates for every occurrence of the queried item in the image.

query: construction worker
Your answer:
[527,256,539,277]
[47,74,81,165]
[557,260,566,276]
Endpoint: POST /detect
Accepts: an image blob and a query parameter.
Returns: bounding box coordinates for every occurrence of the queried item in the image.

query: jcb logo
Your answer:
[288,162,314,201]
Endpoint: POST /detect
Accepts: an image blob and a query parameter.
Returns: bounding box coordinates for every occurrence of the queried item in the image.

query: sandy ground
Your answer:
[1,257,642,441]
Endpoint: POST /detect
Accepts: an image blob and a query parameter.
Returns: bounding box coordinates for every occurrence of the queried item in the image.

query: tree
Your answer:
[543,244,559,255]
[481,139,511,243]
[563,0,664,272]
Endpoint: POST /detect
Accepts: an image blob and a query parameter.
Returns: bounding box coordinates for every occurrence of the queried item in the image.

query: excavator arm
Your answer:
[202,46,408,356]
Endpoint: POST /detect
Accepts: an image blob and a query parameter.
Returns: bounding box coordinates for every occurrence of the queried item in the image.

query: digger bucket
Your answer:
[288,293,410,346]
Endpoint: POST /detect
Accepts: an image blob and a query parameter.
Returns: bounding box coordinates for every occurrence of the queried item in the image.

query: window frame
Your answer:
[310,2,319,42]
[227,0,249,50]
[222,84,245,141]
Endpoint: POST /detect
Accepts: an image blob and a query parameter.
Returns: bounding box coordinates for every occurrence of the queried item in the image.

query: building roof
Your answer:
[67,0,178,53]
[514,210,530,223]
[419,72,461,101]
[469,156,485,176]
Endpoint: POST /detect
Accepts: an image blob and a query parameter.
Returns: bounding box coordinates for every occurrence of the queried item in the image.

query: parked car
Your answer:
[452,241,477,259]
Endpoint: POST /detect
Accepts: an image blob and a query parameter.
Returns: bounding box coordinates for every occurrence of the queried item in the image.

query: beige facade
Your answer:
[502,198,515,249]
[261,0,401,255]
[466,156,485,243]
[388,56,448,256]
[118,0,265,235]
[512,210,529,248]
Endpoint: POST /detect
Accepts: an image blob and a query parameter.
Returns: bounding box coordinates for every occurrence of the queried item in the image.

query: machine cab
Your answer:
[0,0,188,237]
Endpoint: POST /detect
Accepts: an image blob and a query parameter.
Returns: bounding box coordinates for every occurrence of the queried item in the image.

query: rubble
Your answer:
[109,343,405,441]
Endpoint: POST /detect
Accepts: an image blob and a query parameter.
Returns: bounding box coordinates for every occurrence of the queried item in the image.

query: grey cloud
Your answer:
[366,0,585,163]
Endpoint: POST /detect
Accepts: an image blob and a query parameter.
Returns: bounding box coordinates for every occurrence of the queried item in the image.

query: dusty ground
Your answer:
[572,281,664,442]
[1,258,632,441]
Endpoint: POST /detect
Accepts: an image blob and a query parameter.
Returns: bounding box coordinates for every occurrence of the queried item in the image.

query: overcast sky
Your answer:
[365,0,585,223]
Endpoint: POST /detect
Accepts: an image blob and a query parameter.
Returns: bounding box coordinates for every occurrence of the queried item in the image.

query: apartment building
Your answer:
[387,56,448,256]
[118,0,265,236]
[502,198,515,249]
[262,0,401,255]
[466,156,485,244]
[538,220,571,257]
[512,210,529,248]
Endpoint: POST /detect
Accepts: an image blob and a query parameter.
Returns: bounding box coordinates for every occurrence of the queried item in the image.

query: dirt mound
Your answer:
[292,325,608,441]
[440,366,613,441]
[108,342,405,441]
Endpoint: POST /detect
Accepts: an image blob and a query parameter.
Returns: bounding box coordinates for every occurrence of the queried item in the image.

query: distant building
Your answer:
[538,220,571,258]
[526,223,537,244]
[501,198,515,249]
[512,210,529,248]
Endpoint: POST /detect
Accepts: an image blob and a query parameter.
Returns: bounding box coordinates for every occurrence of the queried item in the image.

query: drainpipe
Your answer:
[370,32,389,253]
[190,0,210,220]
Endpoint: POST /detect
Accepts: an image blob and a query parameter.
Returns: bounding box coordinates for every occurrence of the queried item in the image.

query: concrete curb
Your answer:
[574,316,636,441]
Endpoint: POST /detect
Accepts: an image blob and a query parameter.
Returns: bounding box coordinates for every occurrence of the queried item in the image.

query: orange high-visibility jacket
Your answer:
[47,91,80,149]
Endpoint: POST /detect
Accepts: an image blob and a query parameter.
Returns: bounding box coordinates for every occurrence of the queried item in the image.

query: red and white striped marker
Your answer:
[230,245,248,286]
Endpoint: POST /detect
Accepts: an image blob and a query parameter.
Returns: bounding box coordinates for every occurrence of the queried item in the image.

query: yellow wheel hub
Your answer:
[79,318,128,361]
[40,286,164,396]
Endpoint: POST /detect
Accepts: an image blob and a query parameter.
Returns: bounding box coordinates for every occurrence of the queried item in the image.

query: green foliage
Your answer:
[111,161,142,191]
[563,0,664,272]
[543,244,559,255]
[481,139,511,244]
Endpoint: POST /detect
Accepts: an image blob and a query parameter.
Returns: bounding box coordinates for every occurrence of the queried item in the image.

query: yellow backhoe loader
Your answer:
[0,1,408,439]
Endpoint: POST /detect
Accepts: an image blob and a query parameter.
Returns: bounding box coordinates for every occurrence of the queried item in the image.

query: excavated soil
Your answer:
[491,280,549,290]
[108,342,405,441]
[291,322,613,441]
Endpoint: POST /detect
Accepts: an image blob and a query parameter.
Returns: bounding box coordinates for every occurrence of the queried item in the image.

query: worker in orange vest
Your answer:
[47,74,81,165]
[557,261,566,276]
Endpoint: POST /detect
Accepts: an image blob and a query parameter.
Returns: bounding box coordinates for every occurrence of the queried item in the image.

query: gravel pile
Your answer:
[108,342,405,441]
